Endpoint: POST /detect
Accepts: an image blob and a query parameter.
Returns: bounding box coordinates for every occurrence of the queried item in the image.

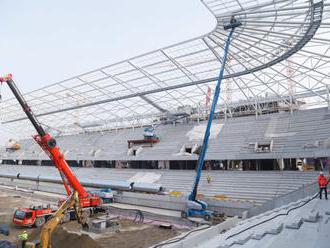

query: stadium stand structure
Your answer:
[188,195,327,248]
[157,194,327,248]
[1,107,329,171]
[0,165,317,206]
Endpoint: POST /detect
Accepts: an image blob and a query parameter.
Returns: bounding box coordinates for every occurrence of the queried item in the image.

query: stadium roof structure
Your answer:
[1,0,330,137]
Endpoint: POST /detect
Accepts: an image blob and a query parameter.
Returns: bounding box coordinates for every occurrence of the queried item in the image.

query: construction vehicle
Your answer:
[15,192,85,248]
[0,75,103,245]
[13,205,55,227]
[39,191,85,248]
[181,17,242,221]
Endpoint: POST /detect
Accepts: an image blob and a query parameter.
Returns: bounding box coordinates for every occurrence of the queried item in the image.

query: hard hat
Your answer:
[320,171,324,175]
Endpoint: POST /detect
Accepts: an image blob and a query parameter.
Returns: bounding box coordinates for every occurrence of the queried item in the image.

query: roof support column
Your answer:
[327,85,330,111]
[225,107,228,121]
[290,95,293,115]
[197,104,200,124]
[255,99,258,119]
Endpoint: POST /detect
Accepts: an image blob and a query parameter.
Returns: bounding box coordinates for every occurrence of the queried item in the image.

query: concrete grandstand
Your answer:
[1,107,330,171]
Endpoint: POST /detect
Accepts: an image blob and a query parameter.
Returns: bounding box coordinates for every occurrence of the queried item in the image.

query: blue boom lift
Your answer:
[181,17,242,221]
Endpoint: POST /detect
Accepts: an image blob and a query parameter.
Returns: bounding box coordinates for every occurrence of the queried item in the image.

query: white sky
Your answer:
[0,0,215,142]
[0,0,215,94]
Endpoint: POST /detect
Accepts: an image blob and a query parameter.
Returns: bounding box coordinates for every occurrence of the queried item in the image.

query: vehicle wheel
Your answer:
[35,216,46,227]
[181,211,188,218]
[203,214,211,221]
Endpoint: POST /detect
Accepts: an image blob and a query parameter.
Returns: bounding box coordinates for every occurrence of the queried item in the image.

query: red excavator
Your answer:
[0,74,102,227]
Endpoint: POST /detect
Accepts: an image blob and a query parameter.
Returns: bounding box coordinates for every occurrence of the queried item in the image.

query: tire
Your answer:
[181,211,188,218]
[203,214,211,221]
[35,216,46,227]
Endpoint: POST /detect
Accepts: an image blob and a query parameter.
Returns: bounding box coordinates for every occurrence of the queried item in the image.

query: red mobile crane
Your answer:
[0,74,102,227]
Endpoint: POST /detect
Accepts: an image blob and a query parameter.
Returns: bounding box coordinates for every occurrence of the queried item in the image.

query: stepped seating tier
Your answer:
[1,107,329,161]
[0,165,317,205]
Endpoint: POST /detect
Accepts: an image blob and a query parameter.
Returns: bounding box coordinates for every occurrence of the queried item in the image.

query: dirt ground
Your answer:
[29,226,102,248]
[62,220,180,248]
[0,188,182,248]
[0,190,50,243]
[97,225,178,248]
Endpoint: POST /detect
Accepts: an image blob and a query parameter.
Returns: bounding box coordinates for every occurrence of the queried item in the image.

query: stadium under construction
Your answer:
[0,0,330,247]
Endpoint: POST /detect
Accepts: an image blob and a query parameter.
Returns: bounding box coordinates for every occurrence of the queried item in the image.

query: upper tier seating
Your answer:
[1,107,329,161]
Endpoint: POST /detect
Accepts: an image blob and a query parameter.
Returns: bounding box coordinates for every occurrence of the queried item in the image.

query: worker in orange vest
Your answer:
[318,171,328,200]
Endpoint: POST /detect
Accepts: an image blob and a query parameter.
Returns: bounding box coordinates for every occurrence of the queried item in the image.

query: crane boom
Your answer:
[0,74,101,207]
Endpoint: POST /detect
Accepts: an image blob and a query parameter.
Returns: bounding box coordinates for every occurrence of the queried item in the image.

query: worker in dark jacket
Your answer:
[318,171,328,200]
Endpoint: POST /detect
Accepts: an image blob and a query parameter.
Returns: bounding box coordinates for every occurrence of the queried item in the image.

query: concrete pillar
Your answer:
[84,160,93,168]
[115,160,121,168]
[278,158,284,171]
[165,160,170,169]
[228,160,232,170]
[197,104,200,124]
[158,160,165,169]
[255,100,258,119]
[327,85,330,110]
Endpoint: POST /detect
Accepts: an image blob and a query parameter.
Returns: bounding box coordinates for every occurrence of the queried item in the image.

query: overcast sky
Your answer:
[0,0,215,95]
[0,0,215,142]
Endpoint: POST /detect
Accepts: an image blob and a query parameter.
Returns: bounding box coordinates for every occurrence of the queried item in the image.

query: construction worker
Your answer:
[17,230,28,247]
[207,175,212,184]
[205,161,212,184]
[318,171,328,200]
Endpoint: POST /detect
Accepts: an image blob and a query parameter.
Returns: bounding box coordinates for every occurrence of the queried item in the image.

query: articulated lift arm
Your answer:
[0,75,101,207]
[189,18,241,204]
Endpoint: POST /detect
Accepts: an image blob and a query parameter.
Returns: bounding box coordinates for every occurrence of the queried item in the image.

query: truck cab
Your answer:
[13,206,53,227]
